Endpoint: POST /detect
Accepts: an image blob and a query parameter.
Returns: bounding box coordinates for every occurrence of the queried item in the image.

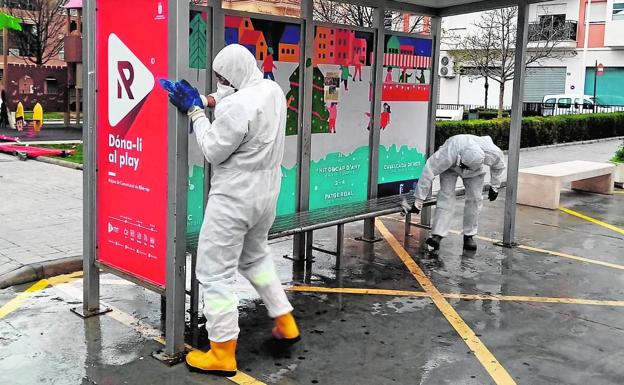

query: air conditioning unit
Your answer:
[438,55,456,78]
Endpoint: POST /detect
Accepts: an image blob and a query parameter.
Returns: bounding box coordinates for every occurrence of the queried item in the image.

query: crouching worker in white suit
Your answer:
[403,134,506,251]
[161,44,300,377]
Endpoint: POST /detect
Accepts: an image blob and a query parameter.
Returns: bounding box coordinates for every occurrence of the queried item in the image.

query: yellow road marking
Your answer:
[560,206,624,236]
[288,285,430,298]
[440,225,624,272]
[391,216,624,271]
[375,219,517,385]
[51,281,266,385]
[288,286,624,307]
[517,244,624,271]
[446,293,624,307]
[0,271,82,319]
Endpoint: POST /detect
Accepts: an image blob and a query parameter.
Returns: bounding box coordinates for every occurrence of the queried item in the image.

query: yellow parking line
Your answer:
[560,206,624,236]
[375,219,517,385]
[450,228,624,271]
[389,216,624,271]
[517,244,624,271]
[444,293,624,307]
[288,286,624,307]
[0,271,82,319]
[52,280,266,385]
[288,285,430,298]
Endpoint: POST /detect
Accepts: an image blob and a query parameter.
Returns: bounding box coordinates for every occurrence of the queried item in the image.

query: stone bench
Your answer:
[517,160,615,209]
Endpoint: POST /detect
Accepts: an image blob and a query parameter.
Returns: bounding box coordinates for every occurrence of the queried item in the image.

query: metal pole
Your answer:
[296,0,314,260]
[3,28,8,94]
[502,0,529,247]
[79,0,102,318]
[593,60,597,112]
[163,0,189,361]
[580,0,592,93]
[421,17,442,228]
[362,5,385,242]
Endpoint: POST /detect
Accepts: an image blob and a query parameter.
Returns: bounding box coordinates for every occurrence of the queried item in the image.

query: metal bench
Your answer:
[185,193,436,342]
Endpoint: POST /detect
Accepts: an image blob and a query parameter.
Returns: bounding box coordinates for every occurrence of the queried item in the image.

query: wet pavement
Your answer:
[1,188,624,385]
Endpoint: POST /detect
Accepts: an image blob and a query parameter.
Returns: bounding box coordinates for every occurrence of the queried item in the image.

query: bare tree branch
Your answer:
[7,0,66,67]
[448,7,572,116]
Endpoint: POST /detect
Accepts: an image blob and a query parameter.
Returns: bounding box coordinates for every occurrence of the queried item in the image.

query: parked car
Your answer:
[541,94,596,116]
[541,94,624,116]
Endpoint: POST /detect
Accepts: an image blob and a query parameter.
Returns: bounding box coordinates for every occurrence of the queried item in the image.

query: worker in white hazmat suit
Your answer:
[161,44,300,377]
[403,134,506,251]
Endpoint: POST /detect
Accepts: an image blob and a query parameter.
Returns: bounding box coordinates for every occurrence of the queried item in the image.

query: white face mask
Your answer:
[214,82,236,103]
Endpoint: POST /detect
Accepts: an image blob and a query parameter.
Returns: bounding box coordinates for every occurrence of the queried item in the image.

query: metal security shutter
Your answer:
[523,67,567,102]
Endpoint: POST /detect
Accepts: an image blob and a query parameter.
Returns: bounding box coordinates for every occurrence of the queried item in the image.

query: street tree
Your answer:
[448,7,572,117]
[313,0,426,32]
[7,0,66,67]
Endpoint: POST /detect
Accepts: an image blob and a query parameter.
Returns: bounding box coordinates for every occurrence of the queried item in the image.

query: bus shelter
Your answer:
[79,0,547,363]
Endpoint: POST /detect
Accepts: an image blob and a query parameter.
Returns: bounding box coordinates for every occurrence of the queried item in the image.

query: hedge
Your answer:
[435,112,624,151]
[462,109,511,120]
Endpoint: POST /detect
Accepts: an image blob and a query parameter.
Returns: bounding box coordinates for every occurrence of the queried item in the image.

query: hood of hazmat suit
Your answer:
[193,43,286,195]
[191,44,293,344]
[414,134,506,201]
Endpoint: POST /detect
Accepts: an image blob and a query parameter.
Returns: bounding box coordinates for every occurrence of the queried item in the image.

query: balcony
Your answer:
[528,20,578,49]
[63,34,82,63]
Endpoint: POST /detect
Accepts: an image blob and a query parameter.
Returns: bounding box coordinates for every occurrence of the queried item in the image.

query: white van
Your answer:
[541,94,596,116]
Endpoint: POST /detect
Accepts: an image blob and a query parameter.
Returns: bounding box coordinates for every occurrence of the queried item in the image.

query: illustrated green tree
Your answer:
[285,66,299,136]
[189,12,207,70]
[311,67,329,134]
[285,66,329,135]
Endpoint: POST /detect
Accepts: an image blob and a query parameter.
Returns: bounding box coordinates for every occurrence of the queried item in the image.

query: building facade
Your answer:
[0,0,81,113]
[439,0,624,107]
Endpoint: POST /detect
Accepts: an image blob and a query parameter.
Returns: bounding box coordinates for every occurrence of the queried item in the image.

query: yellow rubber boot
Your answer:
[186,340,237,377]
[272,312,300,344]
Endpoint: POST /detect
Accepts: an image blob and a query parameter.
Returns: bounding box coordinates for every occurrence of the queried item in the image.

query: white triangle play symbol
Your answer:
[108,33,155,127]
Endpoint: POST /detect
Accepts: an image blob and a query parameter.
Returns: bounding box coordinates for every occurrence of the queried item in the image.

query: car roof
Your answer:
[543,94,593,100]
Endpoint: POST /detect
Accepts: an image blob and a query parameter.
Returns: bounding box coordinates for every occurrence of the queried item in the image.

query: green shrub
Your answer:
[436,112,624,150]
[462,109,510,120]
[612,142,624,163]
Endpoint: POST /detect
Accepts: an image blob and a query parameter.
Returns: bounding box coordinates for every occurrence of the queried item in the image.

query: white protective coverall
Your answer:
[190,44,293,342]
[414,135,506,238]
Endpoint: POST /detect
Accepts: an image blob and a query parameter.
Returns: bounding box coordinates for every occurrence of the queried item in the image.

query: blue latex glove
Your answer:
[159,79,203,113]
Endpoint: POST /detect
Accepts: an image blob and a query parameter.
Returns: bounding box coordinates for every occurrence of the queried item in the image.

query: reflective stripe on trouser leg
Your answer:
[239,208,293,319]
[196,196,247,343]
[197,239,242,342]
[432,170,459,237]
[462,173,485,236]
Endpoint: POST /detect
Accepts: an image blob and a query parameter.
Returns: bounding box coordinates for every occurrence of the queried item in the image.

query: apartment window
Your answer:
[11,24,37,57]
[539,14,566,30]
[586,2,607,23]
[614,1,624,21]
[2,0,36,10]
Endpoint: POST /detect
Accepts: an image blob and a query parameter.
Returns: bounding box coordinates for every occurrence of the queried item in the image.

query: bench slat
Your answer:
[185,194,434,249]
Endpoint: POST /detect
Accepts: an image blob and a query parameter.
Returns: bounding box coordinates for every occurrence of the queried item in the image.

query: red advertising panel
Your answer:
[96,0,169,287]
